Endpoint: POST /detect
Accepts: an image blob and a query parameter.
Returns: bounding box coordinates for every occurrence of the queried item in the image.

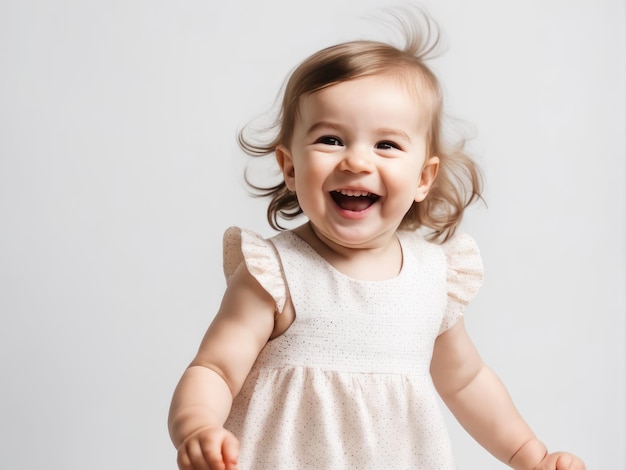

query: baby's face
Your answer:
[276,74,438,251]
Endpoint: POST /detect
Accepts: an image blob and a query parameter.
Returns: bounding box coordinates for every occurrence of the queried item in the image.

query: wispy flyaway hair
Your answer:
[239,7,483,242]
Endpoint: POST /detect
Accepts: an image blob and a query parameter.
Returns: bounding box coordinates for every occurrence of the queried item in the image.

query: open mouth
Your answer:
[330,189,380,212]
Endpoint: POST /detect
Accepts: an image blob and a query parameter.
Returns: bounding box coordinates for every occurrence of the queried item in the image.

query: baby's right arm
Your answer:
[168,262,277,470]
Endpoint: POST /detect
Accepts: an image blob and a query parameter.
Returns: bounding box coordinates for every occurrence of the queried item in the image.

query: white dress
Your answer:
[222,227,483,470]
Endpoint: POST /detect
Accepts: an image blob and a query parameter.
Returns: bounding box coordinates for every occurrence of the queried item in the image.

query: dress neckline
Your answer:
[278,230,411,284]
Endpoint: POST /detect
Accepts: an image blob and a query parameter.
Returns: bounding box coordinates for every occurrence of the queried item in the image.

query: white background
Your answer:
[1,0,624,468]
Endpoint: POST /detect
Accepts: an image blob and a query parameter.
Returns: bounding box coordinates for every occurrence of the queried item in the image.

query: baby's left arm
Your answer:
[430,318,585,470]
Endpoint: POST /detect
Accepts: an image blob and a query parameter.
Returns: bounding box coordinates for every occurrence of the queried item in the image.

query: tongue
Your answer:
[334,194,373,211]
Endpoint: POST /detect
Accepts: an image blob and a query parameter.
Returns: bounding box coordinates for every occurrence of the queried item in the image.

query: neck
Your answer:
[293,222,403,281]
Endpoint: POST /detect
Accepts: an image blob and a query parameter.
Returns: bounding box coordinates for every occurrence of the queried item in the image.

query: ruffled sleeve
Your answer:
[223,226,287,315]
[439,233,484,334]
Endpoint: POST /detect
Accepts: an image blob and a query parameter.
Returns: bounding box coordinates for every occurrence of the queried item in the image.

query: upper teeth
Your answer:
[338,189,370,197]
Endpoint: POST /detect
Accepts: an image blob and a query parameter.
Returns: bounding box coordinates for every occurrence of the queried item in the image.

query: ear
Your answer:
[414,156,439,202]
[276,145,296,191]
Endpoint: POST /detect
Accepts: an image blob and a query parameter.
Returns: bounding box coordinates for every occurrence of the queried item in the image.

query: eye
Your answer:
[315,135,343,146]
[375,140,401,150]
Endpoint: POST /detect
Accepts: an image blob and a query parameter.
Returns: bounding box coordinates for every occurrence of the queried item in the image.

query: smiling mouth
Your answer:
[330,189,380,212]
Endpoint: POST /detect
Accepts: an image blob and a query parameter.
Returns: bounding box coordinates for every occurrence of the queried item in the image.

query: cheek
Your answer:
[293,162,318,195]
[296,158,329,185]
[386,161,422,187]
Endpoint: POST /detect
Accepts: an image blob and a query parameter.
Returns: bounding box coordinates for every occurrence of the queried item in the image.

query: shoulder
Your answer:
[441,233,483,293]
[222,226,289,314]
[398,230,482,268]
[399,230,484,334]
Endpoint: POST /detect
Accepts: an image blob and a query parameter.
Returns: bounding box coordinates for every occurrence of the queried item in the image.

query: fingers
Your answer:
[222,433,240,470]
[176,428,240,470]
[556,453,586,470]
[555,454,572,470]
[536,452,586,470]
[178,438,211,470]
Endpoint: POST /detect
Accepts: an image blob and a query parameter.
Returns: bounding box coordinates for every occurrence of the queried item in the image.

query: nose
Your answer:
[338,146,375,173]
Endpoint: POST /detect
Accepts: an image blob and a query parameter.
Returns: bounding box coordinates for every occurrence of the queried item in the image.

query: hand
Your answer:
[176,426,240,470]
[533,452,585,470]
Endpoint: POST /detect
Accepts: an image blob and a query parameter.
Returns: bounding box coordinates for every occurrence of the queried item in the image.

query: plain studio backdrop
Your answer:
[1,0,624,468]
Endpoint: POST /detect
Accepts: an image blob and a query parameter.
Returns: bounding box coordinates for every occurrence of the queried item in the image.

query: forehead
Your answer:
[296,74,432,133]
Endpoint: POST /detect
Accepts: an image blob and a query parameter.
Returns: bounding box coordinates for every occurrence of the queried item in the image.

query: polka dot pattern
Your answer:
[222,227,483,469]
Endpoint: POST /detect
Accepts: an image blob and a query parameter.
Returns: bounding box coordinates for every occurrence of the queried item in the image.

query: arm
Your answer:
[430,318,585,470]
[168,262,277,469]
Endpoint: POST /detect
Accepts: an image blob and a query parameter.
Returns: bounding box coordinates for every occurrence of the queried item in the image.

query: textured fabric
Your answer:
[222,227,483,469]
[223,227,287,315]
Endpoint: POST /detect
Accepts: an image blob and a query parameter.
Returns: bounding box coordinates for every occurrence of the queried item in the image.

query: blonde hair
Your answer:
[239,10,482,242]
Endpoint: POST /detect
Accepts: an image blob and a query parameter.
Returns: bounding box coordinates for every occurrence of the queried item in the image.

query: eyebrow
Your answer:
[305,121,343,136]
[306,121,412,142]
